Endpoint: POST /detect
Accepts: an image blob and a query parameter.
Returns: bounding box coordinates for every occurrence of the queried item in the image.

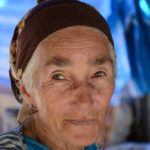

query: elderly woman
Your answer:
[0,0,116,150]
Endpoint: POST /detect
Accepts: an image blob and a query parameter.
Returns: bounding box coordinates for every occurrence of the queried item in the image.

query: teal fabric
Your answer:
[24,136,50,150]
[85,144,99,150]
[24,136,99,150]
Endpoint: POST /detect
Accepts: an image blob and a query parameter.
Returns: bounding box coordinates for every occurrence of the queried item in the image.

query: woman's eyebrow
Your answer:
[93,57,113,66]
[45,56,72,67]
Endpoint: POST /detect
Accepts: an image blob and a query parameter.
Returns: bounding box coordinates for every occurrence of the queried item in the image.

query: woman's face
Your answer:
[28,26,115,147]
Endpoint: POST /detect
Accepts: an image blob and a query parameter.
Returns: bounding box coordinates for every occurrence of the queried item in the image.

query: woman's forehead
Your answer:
[38,26,110,49]
[34,26,111,61]
[32,26,112,70]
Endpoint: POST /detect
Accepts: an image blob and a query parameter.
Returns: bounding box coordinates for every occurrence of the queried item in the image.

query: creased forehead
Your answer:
[38,26,112,49]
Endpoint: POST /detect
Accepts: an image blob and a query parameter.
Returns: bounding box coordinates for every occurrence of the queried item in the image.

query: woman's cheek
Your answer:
[92,79,114,108]
[93,77,114,94]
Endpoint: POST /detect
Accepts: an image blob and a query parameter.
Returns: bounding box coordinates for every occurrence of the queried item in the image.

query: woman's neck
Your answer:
[23,117,84,150]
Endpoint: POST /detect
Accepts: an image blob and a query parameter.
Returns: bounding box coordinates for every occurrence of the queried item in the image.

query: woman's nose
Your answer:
[72,82,94,107]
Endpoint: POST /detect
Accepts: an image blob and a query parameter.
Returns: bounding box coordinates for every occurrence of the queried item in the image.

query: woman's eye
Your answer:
[93,71,106,78]
[52,73,65,80]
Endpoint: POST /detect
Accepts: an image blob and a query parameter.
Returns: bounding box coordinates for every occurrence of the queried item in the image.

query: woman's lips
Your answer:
[65,119,95,125]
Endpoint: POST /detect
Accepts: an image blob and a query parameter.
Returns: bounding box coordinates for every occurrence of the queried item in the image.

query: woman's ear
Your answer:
[18,80,35,106]
[17,80,38,124]
[19,80,30,99]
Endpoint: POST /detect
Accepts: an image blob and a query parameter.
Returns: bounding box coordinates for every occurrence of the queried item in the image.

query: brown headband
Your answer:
[9,0,114,103]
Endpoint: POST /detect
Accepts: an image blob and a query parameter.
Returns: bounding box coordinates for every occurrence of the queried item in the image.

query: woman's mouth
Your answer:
[65,119,95,125]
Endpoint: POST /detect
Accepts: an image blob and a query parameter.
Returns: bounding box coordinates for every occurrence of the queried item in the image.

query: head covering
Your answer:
[9,0,115,103]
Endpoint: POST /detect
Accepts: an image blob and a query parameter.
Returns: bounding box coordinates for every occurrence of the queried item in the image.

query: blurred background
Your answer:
[0,0,150,149]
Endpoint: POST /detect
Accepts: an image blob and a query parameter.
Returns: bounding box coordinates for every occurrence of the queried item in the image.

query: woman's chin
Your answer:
[62,126,100,146]
[64,133,98,146]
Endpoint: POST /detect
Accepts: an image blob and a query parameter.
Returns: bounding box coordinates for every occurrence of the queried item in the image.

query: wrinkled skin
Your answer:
[20,26,115,150]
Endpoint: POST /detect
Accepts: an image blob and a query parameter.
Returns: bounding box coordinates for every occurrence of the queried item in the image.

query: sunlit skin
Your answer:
[20,26,115,150]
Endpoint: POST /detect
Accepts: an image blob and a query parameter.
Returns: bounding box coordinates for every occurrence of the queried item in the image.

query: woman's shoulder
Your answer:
[0,126,24,150]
